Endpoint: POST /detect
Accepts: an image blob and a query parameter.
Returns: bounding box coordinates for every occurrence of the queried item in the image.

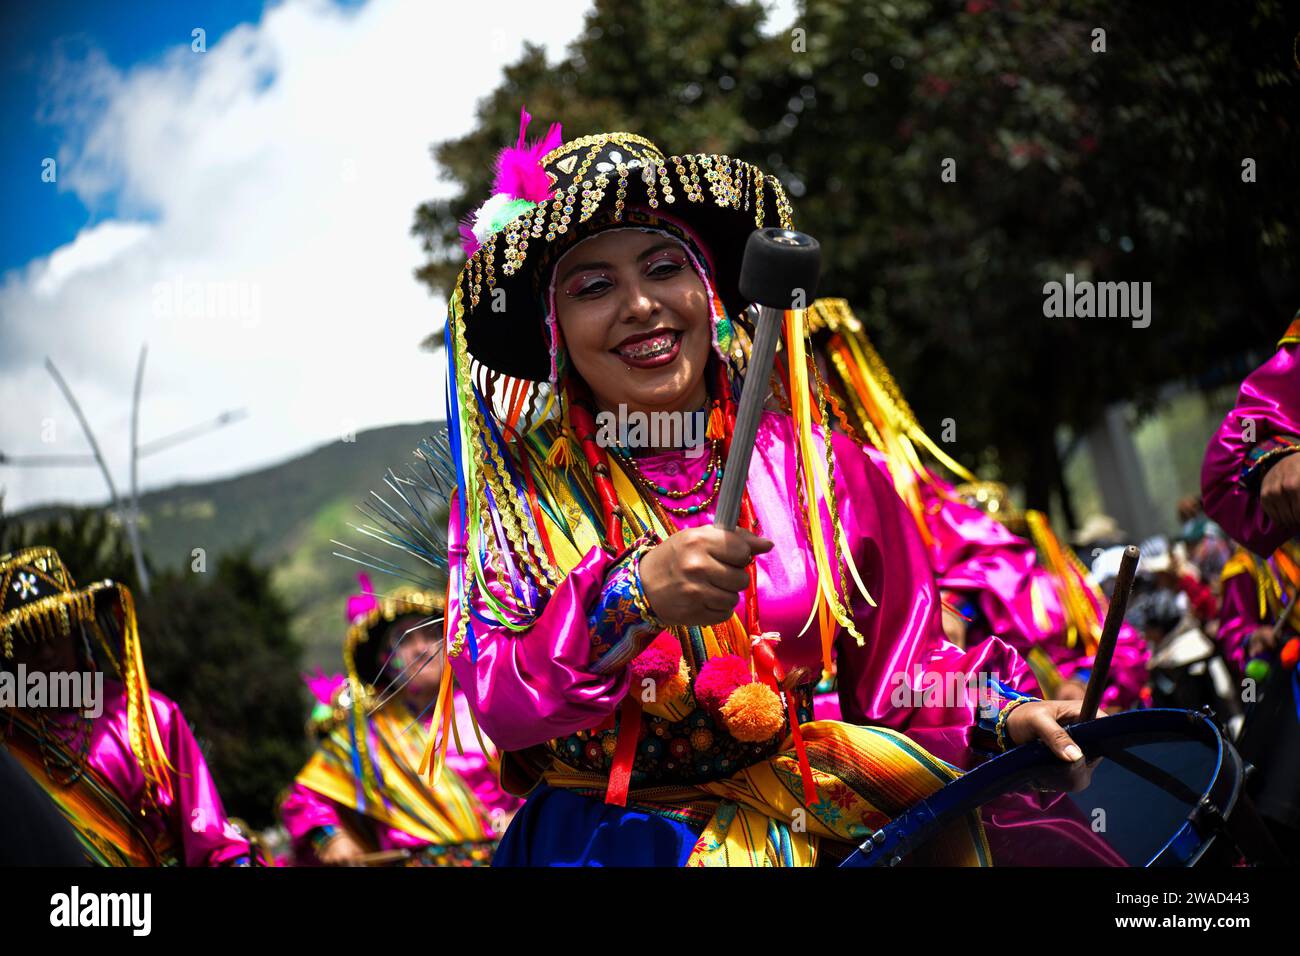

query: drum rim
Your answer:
[842,708,1240,867]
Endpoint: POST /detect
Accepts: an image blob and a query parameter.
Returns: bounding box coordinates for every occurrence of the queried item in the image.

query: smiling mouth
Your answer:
[612,329,682,362]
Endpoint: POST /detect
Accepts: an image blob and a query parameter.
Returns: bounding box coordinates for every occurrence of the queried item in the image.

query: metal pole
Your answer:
[137,408,248,457]
[45,356,151,595]
[44,358,121,506]
[127,346,151,594]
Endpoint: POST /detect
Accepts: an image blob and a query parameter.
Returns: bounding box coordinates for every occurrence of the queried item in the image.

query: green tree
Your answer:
[143,551,307,828]
[412,0,774,337]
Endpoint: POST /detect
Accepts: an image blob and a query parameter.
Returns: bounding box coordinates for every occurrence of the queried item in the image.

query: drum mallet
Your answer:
[1080,544,1141,721]
[713,228,822,530]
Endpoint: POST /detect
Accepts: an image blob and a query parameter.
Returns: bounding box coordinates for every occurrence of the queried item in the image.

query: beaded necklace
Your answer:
[611,438,723,516]
[564,360,763,640]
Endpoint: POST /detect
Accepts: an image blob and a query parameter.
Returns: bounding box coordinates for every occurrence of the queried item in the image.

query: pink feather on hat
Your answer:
[346,572,378,624]
[303,667,346,706]
[459,107,562,258]
[458,221,480,258]
[494,106,563,203]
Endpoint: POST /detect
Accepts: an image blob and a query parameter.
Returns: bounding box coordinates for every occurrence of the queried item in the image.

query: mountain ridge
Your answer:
[14,420,445,669]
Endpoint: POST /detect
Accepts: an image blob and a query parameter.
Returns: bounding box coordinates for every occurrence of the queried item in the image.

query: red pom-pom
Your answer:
[629,633,681,685]
[1282,637,1300,671]
[694,655,752,713]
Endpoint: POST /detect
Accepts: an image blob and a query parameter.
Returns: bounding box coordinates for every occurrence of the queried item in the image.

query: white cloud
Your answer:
[1,0,590,511]
[33,221,153,297]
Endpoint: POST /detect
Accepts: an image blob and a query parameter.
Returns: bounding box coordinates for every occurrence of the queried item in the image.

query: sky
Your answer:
[0,0,798,512]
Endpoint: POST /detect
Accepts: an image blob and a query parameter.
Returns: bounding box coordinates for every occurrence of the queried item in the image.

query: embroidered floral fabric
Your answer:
[586,545,662,672]
[1241,433,1300,490]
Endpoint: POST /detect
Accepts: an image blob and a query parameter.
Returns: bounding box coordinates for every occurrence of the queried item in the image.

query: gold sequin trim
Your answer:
[453,133,793,321]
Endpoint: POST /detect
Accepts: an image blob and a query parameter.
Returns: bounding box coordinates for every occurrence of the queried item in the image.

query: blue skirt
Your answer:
[493,785,703,867]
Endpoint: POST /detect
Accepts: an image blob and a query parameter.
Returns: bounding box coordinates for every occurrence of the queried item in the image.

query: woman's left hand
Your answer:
[1006,698,1086,763]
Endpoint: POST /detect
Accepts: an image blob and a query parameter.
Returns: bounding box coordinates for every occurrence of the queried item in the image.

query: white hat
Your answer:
[1138,535,1173,574]
[1089,545,1129,584]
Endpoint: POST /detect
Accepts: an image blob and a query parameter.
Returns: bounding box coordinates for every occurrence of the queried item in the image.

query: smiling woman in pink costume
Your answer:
[428,111,1089,867]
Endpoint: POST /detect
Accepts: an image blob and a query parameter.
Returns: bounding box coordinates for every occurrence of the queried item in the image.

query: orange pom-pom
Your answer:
[719,681,784,743]
[659,657,691,702]
[694,655,751,712]
[1281,637,1300,671]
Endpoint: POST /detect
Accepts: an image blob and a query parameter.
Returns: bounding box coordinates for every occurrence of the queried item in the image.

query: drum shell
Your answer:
[841,709,1243,868]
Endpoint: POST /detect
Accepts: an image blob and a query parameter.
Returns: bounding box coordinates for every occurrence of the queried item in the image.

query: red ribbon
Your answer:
[751,638,818,806]
[604,696,642,807]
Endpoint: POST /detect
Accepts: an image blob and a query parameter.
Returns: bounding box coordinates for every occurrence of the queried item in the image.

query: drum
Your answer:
[841,709,1279,867]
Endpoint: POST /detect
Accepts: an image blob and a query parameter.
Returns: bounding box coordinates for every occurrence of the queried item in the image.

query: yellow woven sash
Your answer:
[544,720,988,867]
[297,704,490,847]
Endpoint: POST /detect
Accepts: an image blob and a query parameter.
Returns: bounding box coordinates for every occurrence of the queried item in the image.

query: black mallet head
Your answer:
[738,228,821,310]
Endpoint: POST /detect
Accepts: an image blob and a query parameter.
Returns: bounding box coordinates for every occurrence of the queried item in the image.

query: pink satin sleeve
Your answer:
[150,690,252,866]
[1046,622,1147,712]
[446,496,632,752]
[279,783,429,858]
[1202,340,1300,554]
[830,433,1036,767]
[279,781,342,845]
[1216,571,1261,675]
[967,559,1146,710]
[85,682,250,866]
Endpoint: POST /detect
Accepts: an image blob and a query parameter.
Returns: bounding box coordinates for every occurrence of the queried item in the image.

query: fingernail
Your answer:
[1063,744,1083,762]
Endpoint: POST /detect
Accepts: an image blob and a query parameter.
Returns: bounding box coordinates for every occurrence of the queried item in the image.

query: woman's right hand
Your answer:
[638,526,774,627]
[1247,624,1280,660]
[317,831,365,866]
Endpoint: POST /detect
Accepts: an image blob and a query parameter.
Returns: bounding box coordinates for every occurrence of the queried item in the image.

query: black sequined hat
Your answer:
[452,129,795,383]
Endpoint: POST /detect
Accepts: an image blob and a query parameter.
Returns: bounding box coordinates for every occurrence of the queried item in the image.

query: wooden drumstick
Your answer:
[349,848,412,867]
[1080,544,1141,721]
[713,228,821,530]
[1267,593,1294,646]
